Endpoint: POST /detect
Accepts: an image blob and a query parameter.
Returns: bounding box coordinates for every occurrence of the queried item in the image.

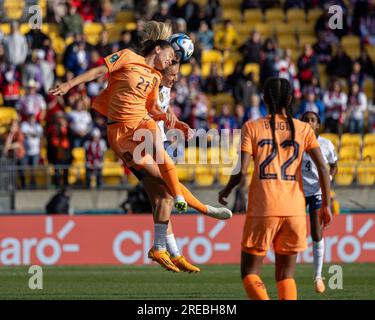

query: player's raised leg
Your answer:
[310,205,325,293]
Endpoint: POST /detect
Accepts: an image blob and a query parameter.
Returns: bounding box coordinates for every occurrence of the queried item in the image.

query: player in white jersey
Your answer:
[301,111,338,294]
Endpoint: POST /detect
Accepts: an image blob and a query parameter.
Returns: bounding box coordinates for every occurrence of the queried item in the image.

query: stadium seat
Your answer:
[201,50,223,64]
[320,133,340,150]
[243,9,263,24]
[341,35,360,50]
[195,165,216,187]
[72,148,86,164]
[286,8,306,22]
[345,47,360,59]
[295,21,315,36]
[180,63,192,77]
[264,8,285,23]
[0,24,10,35]
[357,164,375,186]
[274,23,296,37]
[365,45,375,61]
[222,9,242,23]
[201,62,223,78]
[278,35,298,50]
[341,133,362,149]
[307,8,323,22]
[219,0,242,9]
[115,11,135,23]
[176,165,194,182]
[210,93,235,109]
[0,107,18,124]
[20,23,30,34]
[299,35,317,48]
[364,78,373,100]
[244,63,260,82]
[102,163,124,186]
[334,163,356,186]
[362,146,375,162]
[339,146,360,163]
[223,61,236,77]
[253,23,274,38]
[127,172,139,187]
[56,64,66,78]
[104,149,117,163]
[51,37,66,55]
[68,164,85,185]
[364,134,375,148]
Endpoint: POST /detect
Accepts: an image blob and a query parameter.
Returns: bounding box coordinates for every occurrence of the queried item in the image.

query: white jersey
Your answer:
[302,136,337,197]
[157,86,171,142]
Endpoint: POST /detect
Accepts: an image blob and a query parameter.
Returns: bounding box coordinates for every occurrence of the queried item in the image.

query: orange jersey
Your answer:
[241,115,320,217]
[93,49,161,128]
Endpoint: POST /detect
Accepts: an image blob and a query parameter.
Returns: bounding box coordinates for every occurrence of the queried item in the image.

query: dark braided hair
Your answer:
[263,77,294,149]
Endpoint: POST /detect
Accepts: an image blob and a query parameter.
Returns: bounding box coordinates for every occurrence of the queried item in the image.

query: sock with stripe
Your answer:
[153,223,168,250]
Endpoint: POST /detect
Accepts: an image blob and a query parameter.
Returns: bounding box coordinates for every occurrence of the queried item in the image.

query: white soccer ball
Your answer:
[168,33,194,63]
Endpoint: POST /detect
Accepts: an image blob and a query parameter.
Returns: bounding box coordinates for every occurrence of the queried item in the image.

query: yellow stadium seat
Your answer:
[51,37,66,55]
[195,165,216,187]
[176,165,194,182]
[345,47,360,60]
[364,133,375,147]
[299,35,317,48]
[127,172,139,187]
[220,0,242,9]
[233,22,255,37]
[362,146,375,162]
[102,163,124,186]
[341,35,360,50]
[56,64,65,78]
[0,24,10,35]
[295,21,315,36]
[84,23,103,36]
[253,23,274,38]
[265,8,285,22]
[180,63,192,76]
[357,163,375,186]
[210,93,235,109]
[225,50,244,63]
[0,107,18,124]
[201,50,223,64]
[339,146,360,163]
[243,9,263,24]
[335,163,356,186]
[320,133,340,150]
[274,23,296,37]
[222,9,242,22]
[365,45,375,61]
[307,8,323,22]
[72,148,85,164]
[115,11,135,23]
[86,34,101,45]
[20,23,30,34]
[364,78,373,100]
[104,149,117,163]
[223,61,235,77]
[244,63,260,82]
[278,35,298,50]
[341,133,362,148]
[68,164,85,185]
[286,8,306,22]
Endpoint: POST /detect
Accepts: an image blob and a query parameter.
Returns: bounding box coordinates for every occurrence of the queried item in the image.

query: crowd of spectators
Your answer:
[0,0,375,189]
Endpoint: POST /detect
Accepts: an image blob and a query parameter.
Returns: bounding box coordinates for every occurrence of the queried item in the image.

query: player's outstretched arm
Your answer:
[308,147,332,229]
[219,151,251,205]
[48,65,108,96]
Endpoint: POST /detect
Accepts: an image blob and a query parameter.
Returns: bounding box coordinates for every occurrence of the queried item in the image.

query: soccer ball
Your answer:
[168,33,194,63]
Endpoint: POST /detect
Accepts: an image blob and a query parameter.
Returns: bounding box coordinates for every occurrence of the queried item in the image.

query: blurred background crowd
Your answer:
[0,0,375,190]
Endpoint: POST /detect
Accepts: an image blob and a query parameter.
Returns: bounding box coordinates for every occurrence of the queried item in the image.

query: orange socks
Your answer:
[158,151,182,198]
[179,184,207,213]
[242,274,270,300]
[277,278,297,300]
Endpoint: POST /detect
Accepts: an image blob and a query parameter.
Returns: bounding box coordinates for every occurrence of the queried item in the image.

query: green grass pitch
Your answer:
[0,264,374,300]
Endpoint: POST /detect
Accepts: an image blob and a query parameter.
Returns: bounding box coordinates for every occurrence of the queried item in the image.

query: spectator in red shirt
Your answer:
[298,44,319,88]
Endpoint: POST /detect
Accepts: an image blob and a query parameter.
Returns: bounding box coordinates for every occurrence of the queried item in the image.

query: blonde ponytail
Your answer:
[140,21,172,42]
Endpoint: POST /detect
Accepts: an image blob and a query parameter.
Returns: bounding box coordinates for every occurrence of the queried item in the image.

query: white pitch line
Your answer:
[346,215,353,233]
[62,244,80,252]
[45,217,53,235]
[363,242,375,250]
[209,221,226,239]
[214,243,230,251]
[57,221,76,240]
[358,219,374,238]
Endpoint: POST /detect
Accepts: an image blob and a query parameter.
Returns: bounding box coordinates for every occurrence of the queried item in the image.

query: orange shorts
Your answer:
[241,216,307,256]
[107,117,157,168]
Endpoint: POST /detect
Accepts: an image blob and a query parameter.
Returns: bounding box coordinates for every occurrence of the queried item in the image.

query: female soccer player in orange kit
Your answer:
[219,78,332,300]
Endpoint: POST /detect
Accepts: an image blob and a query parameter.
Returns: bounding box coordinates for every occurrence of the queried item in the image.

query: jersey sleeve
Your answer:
[240,122,253,155]
[304,126,320,151]
[327,140,338,163]
[104,49,130,73]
